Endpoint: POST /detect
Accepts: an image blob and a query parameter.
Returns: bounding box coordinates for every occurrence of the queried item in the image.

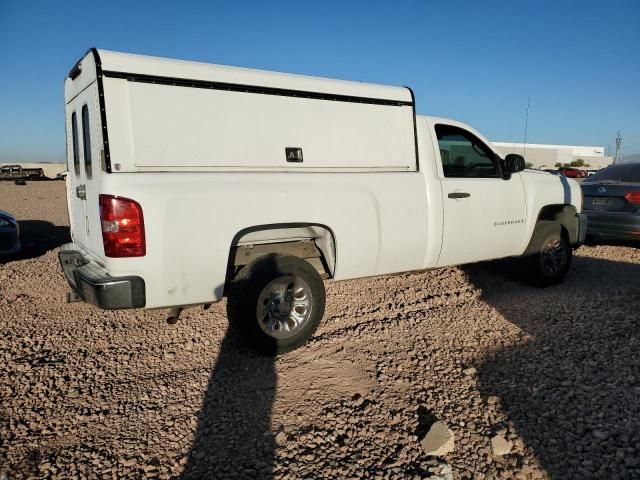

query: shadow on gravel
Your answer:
[180,279,277,478]
[464,255,640,478]
[179,329,277,479]
[585,237,640,249]
[1,220,70,263]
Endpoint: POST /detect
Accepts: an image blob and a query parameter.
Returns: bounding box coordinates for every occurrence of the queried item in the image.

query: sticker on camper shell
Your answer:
[286,147,303,163]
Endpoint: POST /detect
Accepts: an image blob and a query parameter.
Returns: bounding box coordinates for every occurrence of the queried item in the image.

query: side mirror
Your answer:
[505,153,526,174]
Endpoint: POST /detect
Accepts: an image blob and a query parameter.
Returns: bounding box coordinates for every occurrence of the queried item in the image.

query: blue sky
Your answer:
[0,0,638,163]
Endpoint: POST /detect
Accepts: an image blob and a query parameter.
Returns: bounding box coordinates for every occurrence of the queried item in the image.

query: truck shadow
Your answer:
[2,220,70,263]
[463,253,640,478]
[585,237,640,249]
[179,270,279,479]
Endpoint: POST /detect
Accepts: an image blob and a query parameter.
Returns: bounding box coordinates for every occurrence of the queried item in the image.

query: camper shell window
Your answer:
[81,105,92,178]
[71,112,80,176]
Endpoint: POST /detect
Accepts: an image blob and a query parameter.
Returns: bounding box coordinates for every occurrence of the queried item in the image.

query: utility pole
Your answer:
[614,130,622,164]
[523,96,531,158]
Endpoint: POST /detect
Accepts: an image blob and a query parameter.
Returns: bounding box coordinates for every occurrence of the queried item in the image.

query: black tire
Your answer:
[523,221,572,287]
[227,254,325,355]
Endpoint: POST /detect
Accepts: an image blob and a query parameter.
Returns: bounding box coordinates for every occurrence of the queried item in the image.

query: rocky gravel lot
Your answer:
[1,181,639,479]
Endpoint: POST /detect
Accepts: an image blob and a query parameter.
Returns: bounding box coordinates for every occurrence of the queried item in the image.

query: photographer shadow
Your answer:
[179,262,281,479]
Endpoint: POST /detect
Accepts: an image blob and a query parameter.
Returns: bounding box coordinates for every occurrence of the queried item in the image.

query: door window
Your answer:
[435,124,499,178]
[71,112,80,176]
[81,105,92,178]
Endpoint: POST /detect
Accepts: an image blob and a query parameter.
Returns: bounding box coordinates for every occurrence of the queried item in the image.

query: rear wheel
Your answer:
[227,254,325,355]
[523,221,572,286]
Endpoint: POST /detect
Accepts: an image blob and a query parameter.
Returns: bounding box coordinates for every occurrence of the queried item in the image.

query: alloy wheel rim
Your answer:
[541,237,567,275]
[256,276,313,339]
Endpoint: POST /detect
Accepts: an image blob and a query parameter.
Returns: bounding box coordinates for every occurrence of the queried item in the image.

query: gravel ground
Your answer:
[1,182,639,479]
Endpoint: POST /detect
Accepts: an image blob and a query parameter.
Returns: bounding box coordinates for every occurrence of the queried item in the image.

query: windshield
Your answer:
[586,164,640,183]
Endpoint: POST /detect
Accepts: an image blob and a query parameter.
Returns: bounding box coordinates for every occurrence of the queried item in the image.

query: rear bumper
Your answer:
[575,213,588,246]
[58,243,145,309]
[567,213,588,247]
[584,210,640,240]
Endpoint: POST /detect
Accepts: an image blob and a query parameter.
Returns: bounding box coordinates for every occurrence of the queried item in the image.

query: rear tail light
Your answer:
[624,191,640,204]
[99,194,146,257]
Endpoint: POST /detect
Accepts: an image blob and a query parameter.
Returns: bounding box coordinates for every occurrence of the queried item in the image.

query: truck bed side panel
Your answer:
[99,172,429,308]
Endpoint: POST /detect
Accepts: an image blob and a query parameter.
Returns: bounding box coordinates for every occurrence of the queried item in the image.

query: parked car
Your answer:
[581,164,640,241]
[59,48,587,354]
[0,210,20,256]
[0,164,45,181]
[558,167,588,178]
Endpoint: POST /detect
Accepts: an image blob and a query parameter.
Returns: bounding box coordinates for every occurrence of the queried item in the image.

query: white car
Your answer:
[59,49,587,354]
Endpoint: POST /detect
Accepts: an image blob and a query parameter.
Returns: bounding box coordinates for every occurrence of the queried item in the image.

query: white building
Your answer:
[492,142,613,170]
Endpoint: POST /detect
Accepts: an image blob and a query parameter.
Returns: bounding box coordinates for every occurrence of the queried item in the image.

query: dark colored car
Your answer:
[0,210,21,255]
[581,163,640,241]
[559,167,587,178]
[0,164,45,181]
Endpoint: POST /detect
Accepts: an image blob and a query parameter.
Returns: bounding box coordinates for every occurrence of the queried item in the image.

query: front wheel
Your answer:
[227,254,326,355]
[523,221,572,287]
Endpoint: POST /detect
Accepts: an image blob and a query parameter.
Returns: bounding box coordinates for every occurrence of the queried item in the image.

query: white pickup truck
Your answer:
[59,49,587,354]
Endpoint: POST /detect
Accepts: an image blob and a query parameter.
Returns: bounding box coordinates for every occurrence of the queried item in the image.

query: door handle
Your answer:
[448,192,471,199]
[76,184,86,200]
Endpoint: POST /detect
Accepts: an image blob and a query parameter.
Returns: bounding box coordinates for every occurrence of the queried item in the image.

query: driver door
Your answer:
[434,123,527,267]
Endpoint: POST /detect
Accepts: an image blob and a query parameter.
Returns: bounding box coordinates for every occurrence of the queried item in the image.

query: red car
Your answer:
[558,167,587,178]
